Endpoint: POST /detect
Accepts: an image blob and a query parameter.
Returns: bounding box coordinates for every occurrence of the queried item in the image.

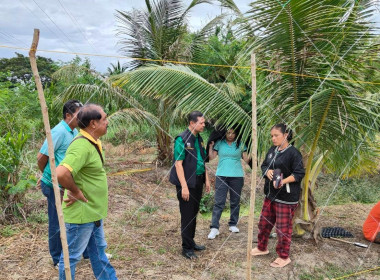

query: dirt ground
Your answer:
[1,145,379,280]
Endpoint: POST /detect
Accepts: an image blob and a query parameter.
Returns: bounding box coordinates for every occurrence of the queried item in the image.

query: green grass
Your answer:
[200,193,264,220]
[139,205,158,214]
[0,225,20,237]
[298,263,357,280]
[315,173,380,206]
[27,210,48,224]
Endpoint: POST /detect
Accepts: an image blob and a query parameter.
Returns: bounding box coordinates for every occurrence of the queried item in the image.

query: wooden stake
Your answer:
[29,29,72,280]
[246,53,257,280]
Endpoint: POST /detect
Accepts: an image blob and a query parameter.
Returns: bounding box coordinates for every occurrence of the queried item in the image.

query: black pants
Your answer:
[176,174,204,252]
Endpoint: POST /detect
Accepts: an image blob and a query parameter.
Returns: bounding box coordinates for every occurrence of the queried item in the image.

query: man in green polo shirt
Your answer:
[169,111,210,259]
[56,104,117,280]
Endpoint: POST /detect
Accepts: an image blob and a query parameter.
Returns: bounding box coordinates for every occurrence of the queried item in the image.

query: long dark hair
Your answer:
[205,126,242,162]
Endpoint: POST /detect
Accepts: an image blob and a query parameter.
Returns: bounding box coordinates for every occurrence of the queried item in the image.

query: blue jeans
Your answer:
[59,220,117,280]
[41,181,62,265]
[210,176,244,229]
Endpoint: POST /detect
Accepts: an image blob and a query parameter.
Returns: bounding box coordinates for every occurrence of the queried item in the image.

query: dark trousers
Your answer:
[176,174,204,252]
[210,176,244,229]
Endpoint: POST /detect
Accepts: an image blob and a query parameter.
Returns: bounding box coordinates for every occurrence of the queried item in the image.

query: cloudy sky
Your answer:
[0,0,250,73]
[0,1,379,74]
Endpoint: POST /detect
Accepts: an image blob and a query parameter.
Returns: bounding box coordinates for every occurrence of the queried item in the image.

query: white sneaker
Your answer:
[208,228,219,239]
[229,226,240,233]
[105,253,113,259]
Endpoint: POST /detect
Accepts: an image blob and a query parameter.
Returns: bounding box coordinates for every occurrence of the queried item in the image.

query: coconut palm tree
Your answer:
[114,0,234,165]
[56,0,238,165]
[112,0,380,235]
[107,61,127,76]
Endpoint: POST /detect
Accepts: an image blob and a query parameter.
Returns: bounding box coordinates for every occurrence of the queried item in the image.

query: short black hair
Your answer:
[271,123,293,142]
[63,99,83,119]
[188,111,203,124]
[77,104,102,129]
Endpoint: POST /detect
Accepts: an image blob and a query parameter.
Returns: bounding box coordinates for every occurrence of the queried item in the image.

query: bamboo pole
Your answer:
[29,29,72,280]
[246,53,257,280]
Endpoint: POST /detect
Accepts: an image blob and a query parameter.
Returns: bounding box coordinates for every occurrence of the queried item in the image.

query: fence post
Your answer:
[246,52,257,280]
[29,28,72,280]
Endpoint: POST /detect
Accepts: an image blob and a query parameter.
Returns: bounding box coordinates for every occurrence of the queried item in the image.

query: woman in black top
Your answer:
[251,124,305,268]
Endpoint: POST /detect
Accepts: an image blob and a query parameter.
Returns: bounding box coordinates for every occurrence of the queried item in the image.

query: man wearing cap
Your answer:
[37,99,82,268]
[56,104,117,280]
[169,111,210,259]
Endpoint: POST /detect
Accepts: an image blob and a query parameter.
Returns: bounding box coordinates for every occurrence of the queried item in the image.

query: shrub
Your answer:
[199,191,214,214]
[0,132,35,223]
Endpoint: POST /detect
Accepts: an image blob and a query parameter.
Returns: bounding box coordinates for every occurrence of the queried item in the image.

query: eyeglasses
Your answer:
[74,102,83,107]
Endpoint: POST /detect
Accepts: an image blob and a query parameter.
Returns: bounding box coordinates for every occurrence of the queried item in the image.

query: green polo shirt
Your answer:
[60,130,108,224]
[174,133,206,175]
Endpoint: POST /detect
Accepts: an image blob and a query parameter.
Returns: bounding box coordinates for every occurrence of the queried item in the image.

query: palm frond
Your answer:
[112,64,253,148]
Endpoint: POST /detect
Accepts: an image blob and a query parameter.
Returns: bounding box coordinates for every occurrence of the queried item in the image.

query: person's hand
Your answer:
[36,178,41,190]
[273,180,283,189]
[205,179,211,193]
[209,141,214,149]
[64,190,88,207]
[266,169,274,180]
[181,186,190,201]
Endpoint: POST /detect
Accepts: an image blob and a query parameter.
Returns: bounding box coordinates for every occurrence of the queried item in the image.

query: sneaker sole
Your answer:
[208,233,219,239]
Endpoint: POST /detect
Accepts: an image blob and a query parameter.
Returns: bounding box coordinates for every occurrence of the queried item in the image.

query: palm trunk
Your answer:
[155,100,172,166]
[302,90,335,221]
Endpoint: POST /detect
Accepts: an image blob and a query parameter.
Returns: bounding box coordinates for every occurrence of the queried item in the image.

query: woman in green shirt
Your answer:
[207,128,250,239]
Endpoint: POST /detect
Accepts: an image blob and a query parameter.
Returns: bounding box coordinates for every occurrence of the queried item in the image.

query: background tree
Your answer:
[107,61,127,76]
[0,53,58,86]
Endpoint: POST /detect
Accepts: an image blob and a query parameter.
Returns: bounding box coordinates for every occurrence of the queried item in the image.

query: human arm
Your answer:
[204,168,210,193]
[290,149,305,182]
[37,153,49,172]
[175,160,190,201]
[275,149,305,188]
[173,137,191,201]
[208,141,218,161]
[242,152,251,164]
[37,127,64,173]
[56,165,88,206]
[261,149,274,180]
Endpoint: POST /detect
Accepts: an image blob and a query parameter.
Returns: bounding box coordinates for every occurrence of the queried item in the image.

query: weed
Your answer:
[315,173,380,206]
[139,205,158,214]
[298,263,354,280]
[27,210,48,224]
[153,261,164,266]
[199,191,214,214]
[0,225,19,237]
[158,247,166,254]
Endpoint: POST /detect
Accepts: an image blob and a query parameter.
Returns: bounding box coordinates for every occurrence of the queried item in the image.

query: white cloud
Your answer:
[1,0,378,73]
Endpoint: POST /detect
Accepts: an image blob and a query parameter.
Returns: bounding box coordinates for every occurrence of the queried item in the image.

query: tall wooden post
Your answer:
[29,29,72,280]
[246,53,257,280]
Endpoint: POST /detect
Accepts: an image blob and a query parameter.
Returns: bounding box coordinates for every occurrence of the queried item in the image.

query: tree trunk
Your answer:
[155,100,172,166]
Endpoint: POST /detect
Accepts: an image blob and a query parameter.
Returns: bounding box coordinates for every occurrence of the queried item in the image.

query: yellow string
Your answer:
[331,265,380,280]
[2,44,380,86]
